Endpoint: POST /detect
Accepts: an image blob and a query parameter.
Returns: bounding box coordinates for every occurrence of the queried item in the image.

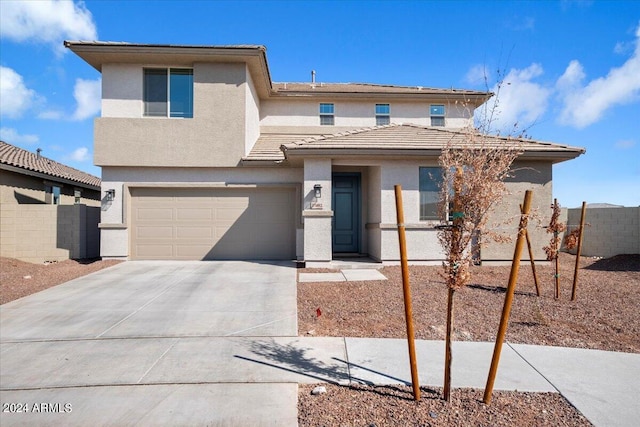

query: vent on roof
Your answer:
[36,148,42,159]
[311,70,316,83]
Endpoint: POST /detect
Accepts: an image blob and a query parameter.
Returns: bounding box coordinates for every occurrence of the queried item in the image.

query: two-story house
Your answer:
[66,41,584,265]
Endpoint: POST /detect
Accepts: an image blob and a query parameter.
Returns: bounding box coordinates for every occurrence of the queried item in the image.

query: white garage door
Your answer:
[130,187,296,260]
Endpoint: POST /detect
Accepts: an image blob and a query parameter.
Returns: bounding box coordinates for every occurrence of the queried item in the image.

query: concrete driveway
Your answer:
[0,261,301,426]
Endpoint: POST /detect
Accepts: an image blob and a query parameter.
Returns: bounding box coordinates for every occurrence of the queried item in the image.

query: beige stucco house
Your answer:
[0,141,101,262]
[66,41,584,265]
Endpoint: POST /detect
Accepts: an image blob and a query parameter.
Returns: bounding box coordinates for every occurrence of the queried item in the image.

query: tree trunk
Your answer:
[444,287,455,401]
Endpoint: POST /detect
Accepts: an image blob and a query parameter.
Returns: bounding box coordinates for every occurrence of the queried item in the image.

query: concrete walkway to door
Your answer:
[0,261,299,426]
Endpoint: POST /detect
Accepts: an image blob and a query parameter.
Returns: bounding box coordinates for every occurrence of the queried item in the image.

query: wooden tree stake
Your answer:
[554,198,560,300]
[483,190,532,405]
[571,201,587,301]
[394,185,420,401]
[521,203,540,296]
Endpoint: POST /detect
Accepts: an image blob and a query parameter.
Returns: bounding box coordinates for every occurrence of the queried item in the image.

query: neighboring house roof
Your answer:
[244,124,585,163]
[0,141,101,189]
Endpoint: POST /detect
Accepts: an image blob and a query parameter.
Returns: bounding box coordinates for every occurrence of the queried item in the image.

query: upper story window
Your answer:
[375,104,390,126]
[419,167,443,220]
[319,103,334,125]
[430,104,445,127]
[144,68,193,118]
[45,184,61,205]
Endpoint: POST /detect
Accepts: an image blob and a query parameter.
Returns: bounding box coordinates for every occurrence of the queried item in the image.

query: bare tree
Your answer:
[437,113,523,401]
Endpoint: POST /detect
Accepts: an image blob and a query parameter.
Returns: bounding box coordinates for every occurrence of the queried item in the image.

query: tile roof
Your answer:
[244,124,585,162]
[272,82,489,97]
[0,141,101,188]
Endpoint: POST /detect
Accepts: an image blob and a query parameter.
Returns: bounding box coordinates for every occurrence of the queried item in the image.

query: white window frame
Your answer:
[375,103,390,126]
[419,167,443,221]
[430,104,445,127]
[319,103,335,125]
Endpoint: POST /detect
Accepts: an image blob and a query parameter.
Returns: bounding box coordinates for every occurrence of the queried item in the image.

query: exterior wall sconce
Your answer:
[314,184,322,199]
[106,189,116,201]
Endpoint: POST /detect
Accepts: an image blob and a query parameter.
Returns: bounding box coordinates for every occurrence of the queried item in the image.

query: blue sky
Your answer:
[1,0,639,208]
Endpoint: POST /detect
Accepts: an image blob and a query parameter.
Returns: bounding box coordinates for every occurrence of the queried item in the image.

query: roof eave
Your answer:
[518,149,586,163]
[281,147,443,159]
[64,41,274,97]
[0,163,101,190]
[280,146,586,162]
[270,90,491,103]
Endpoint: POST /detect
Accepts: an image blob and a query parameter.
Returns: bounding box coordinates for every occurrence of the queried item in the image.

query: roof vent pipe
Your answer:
[36,148,42,159]
[311,70,316,83]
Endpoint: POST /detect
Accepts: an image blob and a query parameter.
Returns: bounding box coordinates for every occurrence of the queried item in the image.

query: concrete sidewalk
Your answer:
[2,336,638,426]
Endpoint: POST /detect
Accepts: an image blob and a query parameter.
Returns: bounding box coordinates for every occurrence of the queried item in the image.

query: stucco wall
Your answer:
[260,99,472,128]
[302,159,332,262]
[367,166,382,260]
[95,62,250,167]
[0,203,100,263]
[244,64,261,156]
[564,206,639,257]
[378,160,445,261]
[102,64,141,117]
[481,161,553,262]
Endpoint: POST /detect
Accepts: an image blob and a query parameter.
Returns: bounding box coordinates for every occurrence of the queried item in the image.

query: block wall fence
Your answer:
[0,204,100,263]
[560,206,640,258]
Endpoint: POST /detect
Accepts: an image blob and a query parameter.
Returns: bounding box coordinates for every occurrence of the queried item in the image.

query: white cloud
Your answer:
[38,110,64,120]
[465,64,491,86]
[615,140,636,149]
[506,16,535,31]
[0,127,39,144]
[71,78,101,120]
[0,66,40,119]
[0,0,97,54]
[614,41,633,55]
[557,23,640,128]
[476,63,551,133]
[69,146,90,162]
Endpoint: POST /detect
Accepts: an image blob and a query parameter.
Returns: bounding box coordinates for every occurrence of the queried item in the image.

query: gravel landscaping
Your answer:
[299,384,592,427]
[0,257,122,305]
[298,252,639,426]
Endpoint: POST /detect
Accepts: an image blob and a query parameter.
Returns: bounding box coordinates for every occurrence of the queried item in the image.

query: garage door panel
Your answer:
[136,196,171,204]
[176,226,214,239]
[176,244,216,258]
[135,244,174,258]
[137,226,174,239]
[176,208,213,221]
[136,208,174,221]
[215,207,246,221]
[131,187,295,260]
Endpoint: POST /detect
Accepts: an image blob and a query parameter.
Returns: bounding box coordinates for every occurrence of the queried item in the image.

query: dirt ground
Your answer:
[298,252,638,426]
[298,253,640,353]
[0,257,122,305]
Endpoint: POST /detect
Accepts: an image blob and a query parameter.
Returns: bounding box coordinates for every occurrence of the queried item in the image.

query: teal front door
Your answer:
[332,173,360,253]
